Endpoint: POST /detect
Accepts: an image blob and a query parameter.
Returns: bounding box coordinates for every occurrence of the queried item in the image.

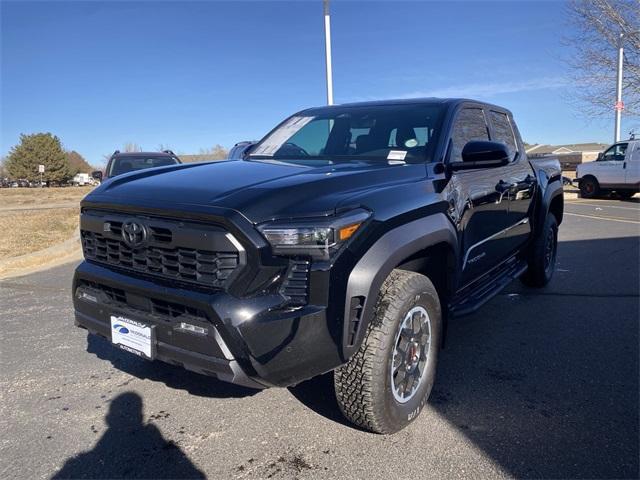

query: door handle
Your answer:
[496,181,517,193]
[495,181,516,204]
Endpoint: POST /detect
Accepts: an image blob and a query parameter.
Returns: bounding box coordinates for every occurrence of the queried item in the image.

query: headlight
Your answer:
[258,209,371,259]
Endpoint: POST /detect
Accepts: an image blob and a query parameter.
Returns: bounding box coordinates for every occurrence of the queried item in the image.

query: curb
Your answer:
[0,229,82,280]
[564,189,580,200]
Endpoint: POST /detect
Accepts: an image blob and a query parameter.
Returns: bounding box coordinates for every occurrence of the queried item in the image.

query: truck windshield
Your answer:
[249,103,446,164]
[108,155,180,177]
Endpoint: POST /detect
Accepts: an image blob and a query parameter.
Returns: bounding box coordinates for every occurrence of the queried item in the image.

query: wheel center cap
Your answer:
[407,341,420,369]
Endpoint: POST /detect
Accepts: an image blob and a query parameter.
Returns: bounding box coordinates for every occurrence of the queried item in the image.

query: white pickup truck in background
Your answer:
[576,139,640,199]
[71,173,97,187]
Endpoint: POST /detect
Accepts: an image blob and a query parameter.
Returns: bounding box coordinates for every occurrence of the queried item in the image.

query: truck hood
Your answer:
[86,159,426,223]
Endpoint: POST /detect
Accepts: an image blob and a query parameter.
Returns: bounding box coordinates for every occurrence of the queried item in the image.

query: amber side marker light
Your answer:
[339,223,362,241]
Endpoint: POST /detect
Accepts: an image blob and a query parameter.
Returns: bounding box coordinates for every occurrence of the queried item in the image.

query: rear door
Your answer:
[487,110,535,254]
[625,142,640,185]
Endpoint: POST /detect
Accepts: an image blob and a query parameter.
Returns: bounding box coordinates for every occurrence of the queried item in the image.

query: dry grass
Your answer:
[0,208,79,259]
[0,186,94,208]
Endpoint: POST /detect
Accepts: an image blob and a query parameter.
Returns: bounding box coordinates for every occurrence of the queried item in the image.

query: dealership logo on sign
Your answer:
[112,324,129,334]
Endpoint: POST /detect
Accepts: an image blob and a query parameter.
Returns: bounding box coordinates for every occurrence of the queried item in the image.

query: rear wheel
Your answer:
[521,213,558,288]
[579,177,599,198]
[334,270,441,434]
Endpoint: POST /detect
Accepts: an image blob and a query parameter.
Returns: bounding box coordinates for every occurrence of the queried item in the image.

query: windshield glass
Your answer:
[250,103,446,164]
[108,155,179,177]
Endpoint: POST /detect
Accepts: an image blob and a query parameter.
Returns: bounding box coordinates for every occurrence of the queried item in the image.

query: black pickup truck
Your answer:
[73,98,563,433]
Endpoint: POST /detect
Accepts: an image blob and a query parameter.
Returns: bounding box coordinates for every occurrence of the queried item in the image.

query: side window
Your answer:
[449,108,489,163]
[489,111,517,160]
[602,143,628,161]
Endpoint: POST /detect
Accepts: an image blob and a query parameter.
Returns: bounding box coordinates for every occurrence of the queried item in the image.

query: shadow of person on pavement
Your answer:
[86,334,260,399]
[52,392,205,479]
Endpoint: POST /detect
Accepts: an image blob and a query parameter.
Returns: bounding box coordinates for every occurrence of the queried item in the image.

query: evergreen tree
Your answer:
[5,133,72,182]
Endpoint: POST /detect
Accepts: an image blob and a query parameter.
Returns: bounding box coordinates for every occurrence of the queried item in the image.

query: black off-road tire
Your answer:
[579,177,600,198]
[334,270,442,434]
[521,213,558,288]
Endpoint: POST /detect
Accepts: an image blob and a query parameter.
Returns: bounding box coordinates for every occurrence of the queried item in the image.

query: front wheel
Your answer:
[579,177,600,198]
[334,270,442,434]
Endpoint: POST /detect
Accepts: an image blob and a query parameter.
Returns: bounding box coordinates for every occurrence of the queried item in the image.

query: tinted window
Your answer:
[109,156,179,177]
[250,104,446,164]
[490,111,517,159]
[450,108,489,163]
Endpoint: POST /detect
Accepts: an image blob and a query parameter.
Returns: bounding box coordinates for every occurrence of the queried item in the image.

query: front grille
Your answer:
[280,260,310,305]
[81,225,240,288]
[106,220,173,244]
[150,298,204,319]
[80,209,244,289]
[82,279,127,304]
[78,280,207,321]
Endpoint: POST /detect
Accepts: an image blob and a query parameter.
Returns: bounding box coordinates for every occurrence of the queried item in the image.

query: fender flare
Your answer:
[341,213,458,359]
[535,178,563,234]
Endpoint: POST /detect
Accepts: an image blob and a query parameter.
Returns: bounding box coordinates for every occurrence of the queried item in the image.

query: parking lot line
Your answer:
[564,212,640,224]
[564,201,639,211]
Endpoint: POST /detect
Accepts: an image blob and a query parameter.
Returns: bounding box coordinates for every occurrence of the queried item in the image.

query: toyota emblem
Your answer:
[121,220,147,247]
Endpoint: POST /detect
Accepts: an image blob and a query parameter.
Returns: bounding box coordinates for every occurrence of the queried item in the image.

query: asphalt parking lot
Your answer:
[1,197,638,479]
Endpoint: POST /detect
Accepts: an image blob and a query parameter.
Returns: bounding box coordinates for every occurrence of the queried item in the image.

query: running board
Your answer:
[449,258,528,318]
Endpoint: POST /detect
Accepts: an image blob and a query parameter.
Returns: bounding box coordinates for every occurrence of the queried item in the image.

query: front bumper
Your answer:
[73,260,345,388]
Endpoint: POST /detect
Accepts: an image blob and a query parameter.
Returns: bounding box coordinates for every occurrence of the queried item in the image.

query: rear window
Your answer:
[489,111,517,159]
[108,156,179,177]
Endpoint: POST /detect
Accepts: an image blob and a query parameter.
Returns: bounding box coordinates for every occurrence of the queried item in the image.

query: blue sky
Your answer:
[2,0,639,165]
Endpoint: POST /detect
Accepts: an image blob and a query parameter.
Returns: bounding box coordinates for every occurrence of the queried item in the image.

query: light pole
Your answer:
[323,0,334,105]
[614,30,640,142]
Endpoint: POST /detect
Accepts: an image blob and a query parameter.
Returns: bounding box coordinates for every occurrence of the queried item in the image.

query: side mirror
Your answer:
[450,141,510,171]
[91,171,103,181]
[597,152,604,161]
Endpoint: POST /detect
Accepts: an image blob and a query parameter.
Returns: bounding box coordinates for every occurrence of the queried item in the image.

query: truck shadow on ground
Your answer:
[86,334,260,399]
[52,391,205,479]
[291,235,640,479]
[287,371,364,430]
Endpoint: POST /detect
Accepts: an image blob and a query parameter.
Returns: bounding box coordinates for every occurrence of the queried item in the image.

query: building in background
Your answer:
[526,143,609,171]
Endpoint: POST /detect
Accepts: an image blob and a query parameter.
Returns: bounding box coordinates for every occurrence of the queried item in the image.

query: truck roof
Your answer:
[113,151,176,157]
[301,97,513,116]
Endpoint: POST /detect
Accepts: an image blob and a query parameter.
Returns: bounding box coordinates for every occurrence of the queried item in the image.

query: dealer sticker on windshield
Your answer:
[387,150,407,161]
[110,315,154,359]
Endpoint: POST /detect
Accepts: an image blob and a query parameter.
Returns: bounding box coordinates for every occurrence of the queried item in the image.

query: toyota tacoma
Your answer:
[73,98,563,433]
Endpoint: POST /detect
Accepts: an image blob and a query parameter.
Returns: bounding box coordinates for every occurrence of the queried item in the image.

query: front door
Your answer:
[598,142,628,184]
[444,106,512,286]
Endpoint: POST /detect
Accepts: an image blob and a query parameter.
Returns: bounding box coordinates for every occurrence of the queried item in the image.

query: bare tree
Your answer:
[123,142,142,152]
[156,144,174,152]
[565,0,639,116]
[198,144,228,160]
